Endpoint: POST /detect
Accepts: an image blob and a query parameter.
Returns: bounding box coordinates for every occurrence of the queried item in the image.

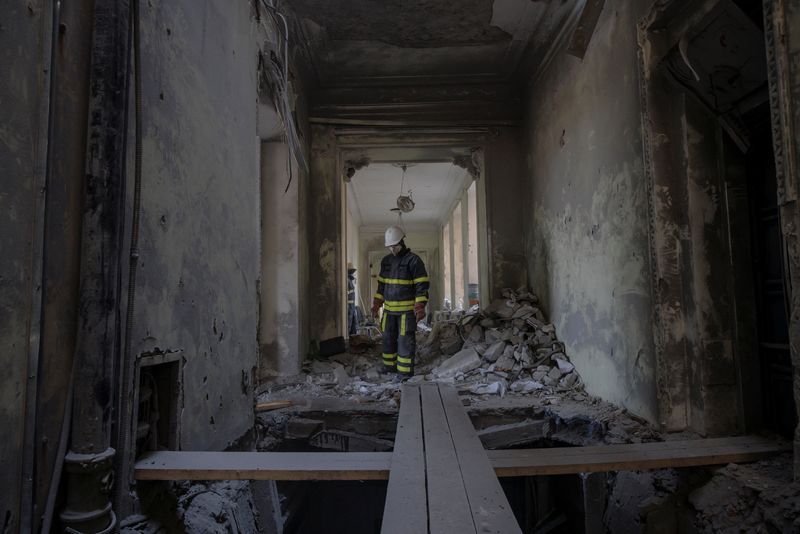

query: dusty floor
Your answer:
[125,291,800,533]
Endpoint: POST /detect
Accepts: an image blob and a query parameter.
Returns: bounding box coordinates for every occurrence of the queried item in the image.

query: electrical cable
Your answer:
[257,0,308,193]
[113,0,143,518]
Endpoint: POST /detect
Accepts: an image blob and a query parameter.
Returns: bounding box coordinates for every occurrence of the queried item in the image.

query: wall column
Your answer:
[308,125,343,342]
[260,141,302,377]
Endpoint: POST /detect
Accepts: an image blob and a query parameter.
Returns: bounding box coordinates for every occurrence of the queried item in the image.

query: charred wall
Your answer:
[0,3,52,530]
[128,0,261,450]
[524,0,659,423]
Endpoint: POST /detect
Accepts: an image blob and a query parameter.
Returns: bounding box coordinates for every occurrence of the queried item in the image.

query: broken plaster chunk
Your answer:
[467,325,484,343]
[555,358,575,373]
[483,341,507,363]
[306,373,336,386]
[484,328,503,344]
[332,364,351,386]
[510,379,545,393]
[469,380,507,397]
[432,347,482,378]
[560,372,578,388]
[531,369,548,381]
[480,318,496,328]
[547,366,564,381]
[494,353,515,371]
[512,305,536,319]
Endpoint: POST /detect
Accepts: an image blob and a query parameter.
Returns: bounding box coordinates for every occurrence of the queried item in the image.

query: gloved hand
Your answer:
[414,302,426,322]
[371,298,383,318]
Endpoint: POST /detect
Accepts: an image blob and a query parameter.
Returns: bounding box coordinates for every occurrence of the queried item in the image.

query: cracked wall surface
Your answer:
[524,0,658,423]
[130,0,261,449]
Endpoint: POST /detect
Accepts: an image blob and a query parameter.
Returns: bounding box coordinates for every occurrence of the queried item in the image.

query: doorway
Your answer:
[744,102,796,437]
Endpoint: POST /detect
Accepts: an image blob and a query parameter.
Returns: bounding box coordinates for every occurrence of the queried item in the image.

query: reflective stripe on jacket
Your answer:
[375,248,429,312]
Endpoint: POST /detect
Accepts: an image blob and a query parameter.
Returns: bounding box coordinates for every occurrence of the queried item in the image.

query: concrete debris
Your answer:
[332,363,350,385]
[690,454,800,533]
[287,289,583,405]
[483,340,507,363]
[120,515,165,534]
[510,379,545,392]
[477,419,546,449]
[176,481,259,534]
[432,347,482,378]
[555,358,574,373]
[469,379,507,396]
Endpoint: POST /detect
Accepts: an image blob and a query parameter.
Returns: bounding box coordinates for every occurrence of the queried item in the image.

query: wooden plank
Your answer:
[421,384,476,534]
[134,436,787,481]
[381,385,427,534]
[486,436,789,477]
[134,451,392,481]
[438,385,522,534]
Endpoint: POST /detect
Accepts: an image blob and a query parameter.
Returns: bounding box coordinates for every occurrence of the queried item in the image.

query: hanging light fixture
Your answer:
[391,163,415,215]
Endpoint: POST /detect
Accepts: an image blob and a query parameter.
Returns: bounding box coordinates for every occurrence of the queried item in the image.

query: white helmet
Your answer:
[384,225,405,246]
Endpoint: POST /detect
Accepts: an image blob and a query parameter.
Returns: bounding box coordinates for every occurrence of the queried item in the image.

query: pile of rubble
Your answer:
[417,288,583,397]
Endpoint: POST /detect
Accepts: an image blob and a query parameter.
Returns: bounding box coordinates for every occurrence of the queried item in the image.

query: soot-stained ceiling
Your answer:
[290,0,511,48]
[292,0,570,87]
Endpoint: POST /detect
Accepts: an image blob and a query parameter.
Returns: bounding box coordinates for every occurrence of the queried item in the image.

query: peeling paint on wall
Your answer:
[525,0,658,423]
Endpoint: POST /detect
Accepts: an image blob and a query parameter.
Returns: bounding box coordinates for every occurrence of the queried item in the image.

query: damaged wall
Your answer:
[524,0,658,423]
[0,2,51,529]
[307,125,343,343]
[130,0,261,449]
[260,141,302,377]
[485,128,528,297]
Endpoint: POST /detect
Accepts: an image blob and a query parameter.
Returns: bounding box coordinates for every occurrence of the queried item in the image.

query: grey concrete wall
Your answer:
[131,0,261,450]
[485,129,528,298]
[260,142,302,377]
[0,2,51,528]
[524,0,658,423]
[307,125,343,343]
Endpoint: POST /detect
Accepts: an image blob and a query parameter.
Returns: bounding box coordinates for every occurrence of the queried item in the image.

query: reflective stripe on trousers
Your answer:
[381,311,416,375]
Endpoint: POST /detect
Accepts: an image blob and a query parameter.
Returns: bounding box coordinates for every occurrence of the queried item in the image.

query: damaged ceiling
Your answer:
[293,0,576,87]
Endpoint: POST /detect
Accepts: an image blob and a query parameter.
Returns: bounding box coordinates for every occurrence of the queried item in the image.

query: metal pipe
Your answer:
[60,0,132,531]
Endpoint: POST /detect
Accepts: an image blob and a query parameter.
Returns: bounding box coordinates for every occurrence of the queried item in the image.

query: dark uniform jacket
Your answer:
[375,248,429,313]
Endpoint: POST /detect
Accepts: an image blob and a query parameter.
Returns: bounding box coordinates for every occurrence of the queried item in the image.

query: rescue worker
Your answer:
[347,262,358,336]
[371,226,429,379]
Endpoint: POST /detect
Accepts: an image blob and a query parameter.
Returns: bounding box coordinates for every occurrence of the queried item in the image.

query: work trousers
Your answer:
[347,303,358,335]
[381,311,417,375]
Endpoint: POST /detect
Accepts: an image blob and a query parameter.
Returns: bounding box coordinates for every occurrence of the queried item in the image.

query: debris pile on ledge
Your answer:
[416,288,583,397]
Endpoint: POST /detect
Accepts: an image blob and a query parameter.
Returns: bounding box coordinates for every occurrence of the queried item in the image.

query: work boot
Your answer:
[391,372,412,384]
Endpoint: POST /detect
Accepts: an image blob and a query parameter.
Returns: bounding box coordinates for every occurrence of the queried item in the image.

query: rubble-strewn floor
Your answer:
[132,290,799,533]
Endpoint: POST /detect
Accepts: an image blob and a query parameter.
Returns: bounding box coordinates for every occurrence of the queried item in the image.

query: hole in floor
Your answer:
[264,410,588,533]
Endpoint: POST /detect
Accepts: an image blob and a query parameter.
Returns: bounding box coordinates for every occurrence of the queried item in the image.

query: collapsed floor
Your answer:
[126,290,800,533]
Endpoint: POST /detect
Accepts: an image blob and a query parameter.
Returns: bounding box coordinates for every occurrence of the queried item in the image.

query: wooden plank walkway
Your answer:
[380,384,427,534]
[487,434,787,477]
[381,383,522,533]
